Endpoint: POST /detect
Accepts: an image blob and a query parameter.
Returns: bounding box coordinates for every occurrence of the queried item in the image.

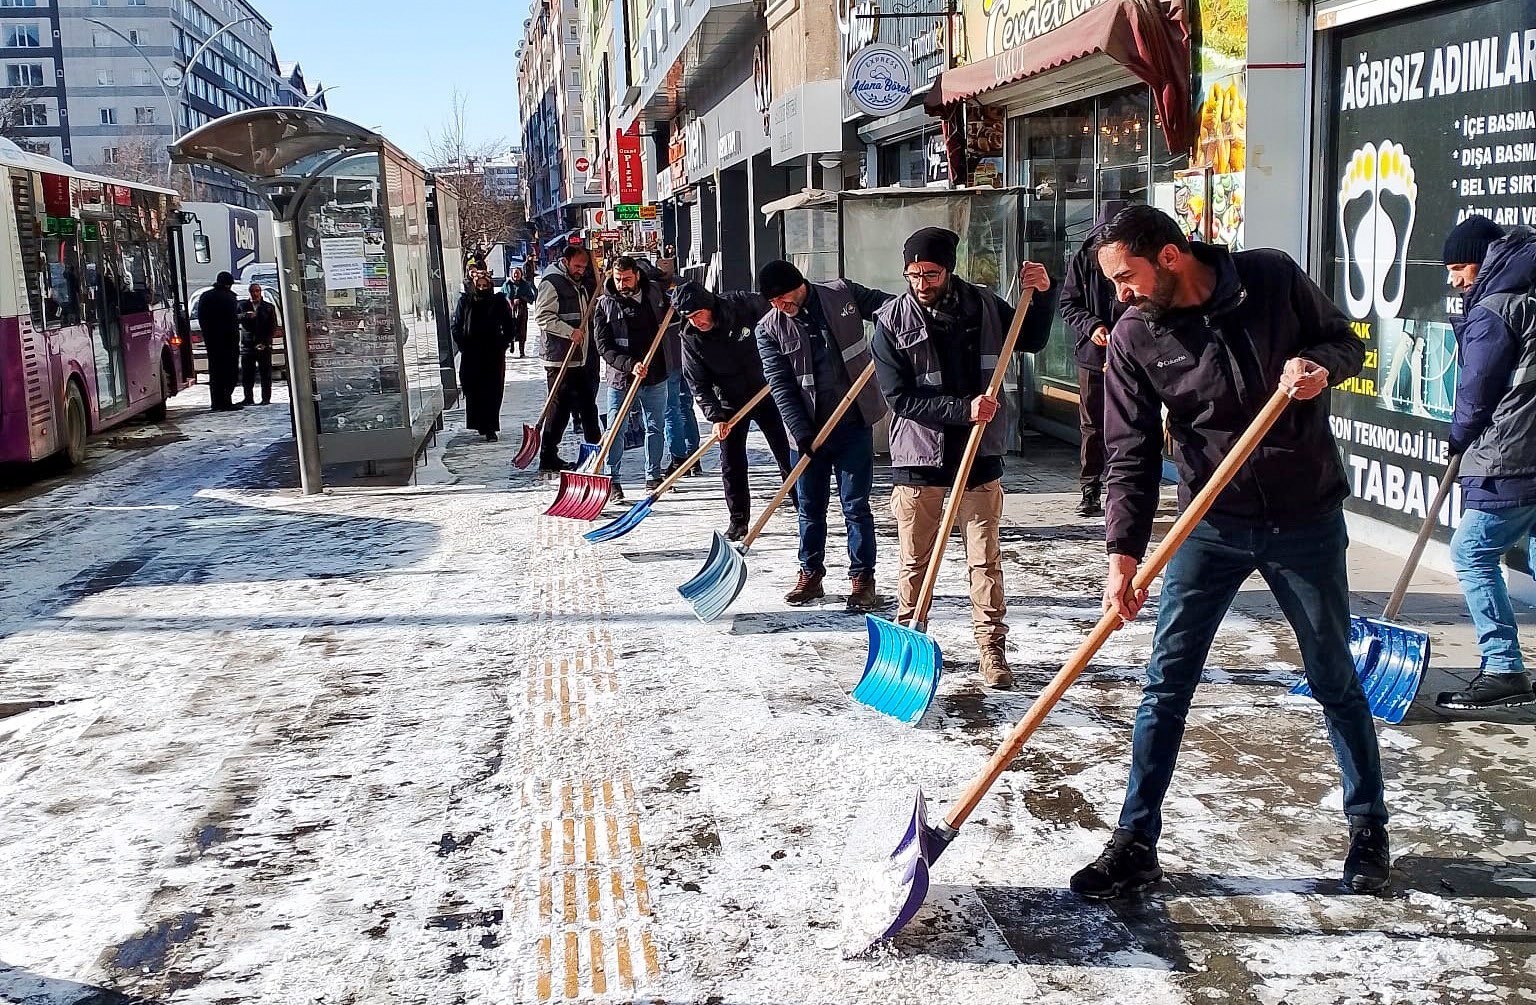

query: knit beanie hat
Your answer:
[757,260,806,300]
[670,280,716,316]
[1442,215,1505,266]
[902,227,960,271]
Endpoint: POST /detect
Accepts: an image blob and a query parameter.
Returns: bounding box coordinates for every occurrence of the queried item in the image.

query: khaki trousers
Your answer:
[890,479,1007,646]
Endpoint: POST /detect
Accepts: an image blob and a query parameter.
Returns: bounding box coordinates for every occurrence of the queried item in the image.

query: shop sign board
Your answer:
[657,168,675,201]
[638,204,658,220]
[965,0,1107,63]
[771,80,846,164]
[1320,0,1536,538]
[615,126,644,205]
[586,208,608,230]
[614,203,641,221]
[845,43,916,118]
[683,117,707,173]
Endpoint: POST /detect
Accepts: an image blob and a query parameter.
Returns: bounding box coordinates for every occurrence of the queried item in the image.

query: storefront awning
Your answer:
[543,230,578,250]
[759,188,838,223]
[924,0,1191,153]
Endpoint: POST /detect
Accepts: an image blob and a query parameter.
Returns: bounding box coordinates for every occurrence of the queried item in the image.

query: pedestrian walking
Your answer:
[755,259,894,610]
[237,282,279,406]
[871,228,1056,688]
[198,271,241,412]
[672,279,794,541]
[1436,216,1536,710]
[1074,204,1389,898]
[503,265,536,357]
[534,245,602,472]
[593,255,672,503]
[1060,200,1129,517]
[452,268,518,441]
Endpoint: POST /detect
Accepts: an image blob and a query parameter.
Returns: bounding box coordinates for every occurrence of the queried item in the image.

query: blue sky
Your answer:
[261,0,528,161]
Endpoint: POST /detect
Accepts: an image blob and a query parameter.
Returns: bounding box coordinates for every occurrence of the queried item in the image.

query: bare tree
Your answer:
[83,131,211,200]
[426,89,526,250]
[0,86,41,144]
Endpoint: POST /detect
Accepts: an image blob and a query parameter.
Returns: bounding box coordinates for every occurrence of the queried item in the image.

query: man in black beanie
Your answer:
[872,227,1055,687]
[1437,215,1536,710]
[755,260,894,609]
[673,280,794,540]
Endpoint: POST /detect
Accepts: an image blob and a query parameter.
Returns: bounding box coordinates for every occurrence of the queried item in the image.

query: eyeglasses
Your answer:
[903,270,946,285]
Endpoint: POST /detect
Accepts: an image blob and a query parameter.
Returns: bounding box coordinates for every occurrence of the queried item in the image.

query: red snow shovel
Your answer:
[853,291,1035,724]
[585,385,774,544]
[513,293,598,470]
[678,363,878,622]
[545,304,676,521]
[847,384,1298,954]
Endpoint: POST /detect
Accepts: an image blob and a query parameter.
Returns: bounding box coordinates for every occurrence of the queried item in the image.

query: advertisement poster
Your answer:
[1179,0,1247,247]
[1324,0,1536,535]
[320,236,367,291]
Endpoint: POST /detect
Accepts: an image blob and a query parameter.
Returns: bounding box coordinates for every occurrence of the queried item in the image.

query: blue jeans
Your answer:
[1119,511,1387,843]
[1451,504,1536,674]
[666,372,700,460]
[794,421,876,579]
[604,381,667,481]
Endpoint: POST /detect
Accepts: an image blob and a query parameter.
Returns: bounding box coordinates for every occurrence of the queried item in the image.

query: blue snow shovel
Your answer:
[1293,454,1460,724]
[585,387,772,544]
[847,385,1299,954]
[853,291,1035,724]
[678,363,878,622]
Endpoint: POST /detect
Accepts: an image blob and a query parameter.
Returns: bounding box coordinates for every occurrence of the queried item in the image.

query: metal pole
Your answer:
[273,217,324,493]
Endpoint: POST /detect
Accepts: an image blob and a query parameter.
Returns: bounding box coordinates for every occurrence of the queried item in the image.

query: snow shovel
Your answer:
[512,303,591,470]
[584,386,773,544]
[679,362,878,622]
[1292,453,1461,724]
[847,384,1298,954]
[546,305,676,520]
[853,291,1036,725]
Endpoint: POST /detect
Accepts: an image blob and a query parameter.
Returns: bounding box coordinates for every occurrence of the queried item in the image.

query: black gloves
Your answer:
[796,437,815,458]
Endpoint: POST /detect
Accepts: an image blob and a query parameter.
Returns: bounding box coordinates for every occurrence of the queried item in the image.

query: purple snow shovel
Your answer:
[514,293,599,470]
[846,384,1298,954]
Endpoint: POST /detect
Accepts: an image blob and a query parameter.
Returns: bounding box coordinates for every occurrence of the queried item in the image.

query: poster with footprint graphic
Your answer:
[1322,0,1536,536]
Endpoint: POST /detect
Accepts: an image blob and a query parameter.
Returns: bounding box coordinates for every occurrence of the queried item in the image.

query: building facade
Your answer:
[516,0,600,257]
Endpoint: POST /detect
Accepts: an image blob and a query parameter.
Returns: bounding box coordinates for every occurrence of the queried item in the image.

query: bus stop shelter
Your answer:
[171,108,451,493]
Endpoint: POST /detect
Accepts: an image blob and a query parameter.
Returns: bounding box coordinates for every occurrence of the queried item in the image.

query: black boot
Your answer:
[1069,829,1162,900]
[1436,671,1536,709]
[1076,483,1103,517]
[1343,821,1391,893]
[725,521,748,543]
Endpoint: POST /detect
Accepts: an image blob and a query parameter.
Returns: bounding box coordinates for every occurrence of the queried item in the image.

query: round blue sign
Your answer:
[845,44,916,118]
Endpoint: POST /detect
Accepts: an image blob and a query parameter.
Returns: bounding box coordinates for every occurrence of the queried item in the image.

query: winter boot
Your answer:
[539,456,572,474]
[645,476,664,492]
[663,456,686,478]
[845,573,881,612]
[978,642,1013,689]
[725,521,749,543]
[1076,483,1103,517]
[1343,821,1391,893]
[607,482,626,506]
[785,570,825,606]
[1069,829,1163,900]
[1436,671,1536,709]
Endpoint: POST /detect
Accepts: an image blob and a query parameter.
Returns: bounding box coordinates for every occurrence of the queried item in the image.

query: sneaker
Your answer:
[538,456,572,473]
[845,573,882,613]
[1076,484,1103,517]
[1436,671,1536,709]
[725,521,748,543]
[979,643,1013,689]
[645,476,664,492]
[607,483,626,506]
[785,570,825,606]
[1069,829,1163,900]
[1343,821,1391,893]
[687,462,705,477]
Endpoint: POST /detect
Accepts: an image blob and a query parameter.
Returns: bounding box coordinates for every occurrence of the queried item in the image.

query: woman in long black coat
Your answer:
[452,268,518,440]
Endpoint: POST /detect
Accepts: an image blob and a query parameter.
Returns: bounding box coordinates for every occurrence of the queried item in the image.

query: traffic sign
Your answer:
[575,156,591,173]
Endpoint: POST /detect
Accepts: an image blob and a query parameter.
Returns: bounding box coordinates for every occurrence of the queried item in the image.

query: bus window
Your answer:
[118,243,152,316]
[7,169,46,330]
[42,235,83,327]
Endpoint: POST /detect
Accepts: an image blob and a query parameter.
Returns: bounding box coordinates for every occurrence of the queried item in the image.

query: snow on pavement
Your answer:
[0,364,1533,1003]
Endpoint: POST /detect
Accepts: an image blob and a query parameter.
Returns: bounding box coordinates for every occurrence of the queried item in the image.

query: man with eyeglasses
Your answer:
[756,260,894,610]
[871,227,1055,688]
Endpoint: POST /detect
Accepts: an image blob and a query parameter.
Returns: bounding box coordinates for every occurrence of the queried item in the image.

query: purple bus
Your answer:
[0,141,196,467]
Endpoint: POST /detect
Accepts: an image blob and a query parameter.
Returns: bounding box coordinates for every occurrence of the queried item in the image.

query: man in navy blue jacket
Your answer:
[1438,216,1536,709]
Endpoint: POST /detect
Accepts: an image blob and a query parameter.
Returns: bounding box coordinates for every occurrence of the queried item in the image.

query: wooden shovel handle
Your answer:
[650,385,772,498]
[533,294,598,430]
[941,384,1296,832]
[591,303,677,475]
[909,291,1034,627]
[1382,453,1461,621]
[742,362,878,550]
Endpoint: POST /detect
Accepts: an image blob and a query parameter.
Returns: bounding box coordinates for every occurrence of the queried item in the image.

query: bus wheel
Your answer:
[145,358,170,422]
[62,383,88,467]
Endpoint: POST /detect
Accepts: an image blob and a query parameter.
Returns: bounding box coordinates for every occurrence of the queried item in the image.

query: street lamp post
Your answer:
[82,16,178,181]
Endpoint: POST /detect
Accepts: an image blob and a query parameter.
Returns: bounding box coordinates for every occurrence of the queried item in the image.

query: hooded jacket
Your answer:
[1104,243,1364,560]
[1060,200,1129,370]
[593,273,670,390]
[680,290,774,422]
[1451,226,1536,505]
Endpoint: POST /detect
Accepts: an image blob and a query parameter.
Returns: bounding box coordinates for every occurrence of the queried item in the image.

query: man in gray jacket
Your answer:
[533,245,601,472]
[756,260,893,610]
[871,228,1054,686]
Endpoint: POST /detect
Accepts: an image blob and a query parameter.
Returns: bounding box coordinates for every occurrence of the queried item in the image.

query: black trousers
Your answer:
[207,333,239,409]
[511,308,528,355]
[541,365,602,462]
[1078,366,1106,489]
[719,395,794,527]
[241,345,273,403]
